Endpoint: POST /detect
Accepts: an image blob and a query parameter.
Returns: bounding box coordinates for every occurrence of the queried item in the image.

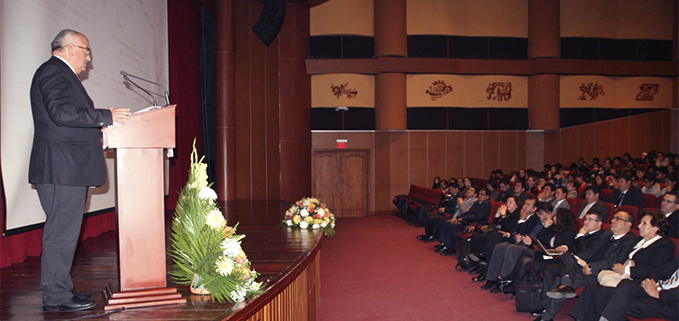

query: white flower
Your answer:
[299,221,309,229]
[206,209,226,230]
[316,208,325,216]
[221,238,242,258]
[312,223,320,229]
[286,220,293,226]
[300,209,309,217]
[331,222,336,228]
[321,221,328,228]
[216,257,234,276]
[198,186,218,201]
[189,162,209,190]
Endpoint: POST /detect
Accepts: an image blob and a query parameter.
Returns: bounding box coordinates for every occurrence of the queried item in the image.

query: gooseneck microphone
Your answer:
[121,71,158,107]
[120,70,170,106]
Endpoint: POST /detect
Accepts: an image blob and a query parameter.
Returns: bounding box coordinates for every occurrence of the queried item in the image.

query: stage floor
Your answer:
[0,201,321,320]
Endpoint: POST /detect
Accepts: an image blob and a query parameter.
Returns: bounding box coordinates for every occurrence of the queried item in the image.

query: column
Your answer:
[215,0,236,201]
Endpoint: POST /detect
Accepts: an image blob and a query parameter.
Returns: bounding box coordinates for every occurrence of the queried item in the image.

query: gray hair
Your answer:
[50,29,83,51]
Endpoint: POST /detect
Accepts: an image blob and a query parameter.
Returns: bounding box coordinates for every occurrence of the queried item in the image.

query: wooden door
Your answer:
[312,150,368,217]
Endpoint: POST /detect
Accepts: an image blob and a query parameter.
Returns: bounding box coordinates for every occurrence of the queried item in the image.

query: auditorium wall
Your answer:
[312,110,673,214]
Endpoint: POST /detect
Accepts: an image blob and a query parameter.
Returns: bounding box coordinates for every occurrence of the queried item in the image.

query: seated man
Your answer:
[659,191,679,238]
[578,185,608,219]
[608,172,645,213]
[481,201,555,293]
[571,257,678,321]
[533,211,638,321]
[529,209,605,297]
[551,186,570,212]
[436,188,491,255]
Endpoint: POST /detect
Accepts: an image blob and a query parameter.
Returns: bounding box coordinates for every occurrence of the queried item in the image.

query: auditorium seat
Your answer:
[654,195,663,209]
[643,193,657,209]
[601,189,613,201]
[602,202,615,221]
[566,198,581,215]
[616,205,639,226]
[577,184,586,199]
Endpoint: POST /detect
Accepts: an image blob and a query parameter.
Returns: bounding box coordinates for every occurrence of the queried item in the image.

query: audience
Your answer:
[401,150,679,321]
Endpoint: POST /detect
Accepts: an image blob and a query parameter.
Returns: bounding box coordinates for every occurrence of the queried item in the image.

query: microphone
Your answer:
[120,71,170,106]
[121,73,158,107]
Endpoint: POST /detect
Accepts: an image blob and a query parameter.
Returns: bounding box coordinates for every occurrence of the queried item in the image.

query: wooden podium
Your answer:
[101,105,186,310]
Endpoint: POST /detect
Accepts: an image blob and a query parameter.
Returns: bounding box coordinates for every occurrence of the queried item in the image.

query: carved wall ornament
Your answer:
[425,80,453,100]
[635,84,660,101]
[486,82,512,101]
[330,82,358,99]
[578,83,605,101]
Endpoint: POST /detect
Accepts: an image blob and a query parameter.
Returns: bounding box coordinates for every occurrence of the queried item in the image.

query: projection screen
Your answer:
[1,0,169,233]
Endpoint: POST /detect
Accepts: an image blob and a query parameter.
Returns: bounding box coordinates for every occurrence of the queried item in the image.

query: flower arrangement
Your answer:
[283,197,337,238]
[169,141,262,303]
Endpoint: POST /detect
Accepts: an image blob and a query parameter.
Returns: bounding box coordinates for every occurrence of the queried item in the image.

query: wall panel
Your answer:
[610,118,630,157]
[464,132,484,179]
[578,124,597,163]
[595,121,614,160]
[428,132,447,180]
[446,131,465,178]
[409,132,429,187]
[560,127,579,165]
[482,132,500,178]
[499,132,518,173]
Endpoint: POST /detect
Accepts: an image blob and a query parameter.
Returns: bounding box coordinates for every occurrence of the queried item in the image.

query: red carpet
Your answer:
[318,213,574,321]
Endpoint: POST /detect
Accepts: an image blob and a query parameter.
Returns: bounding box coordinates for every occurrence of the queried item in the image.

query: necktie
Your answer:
[617,192,626,207]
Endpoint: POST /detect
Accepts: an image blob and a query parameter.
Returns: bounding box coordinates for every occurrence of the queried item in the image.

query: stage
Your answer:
[0,201,323,320]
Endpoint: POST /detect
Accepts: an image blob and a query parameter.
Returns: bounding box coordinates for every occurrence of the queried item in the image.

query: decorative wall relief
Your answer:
[486,82,512,101]
[425,80,453,100]
[331,83,358,99]
[578,83,605,101]
[635,84,659,101]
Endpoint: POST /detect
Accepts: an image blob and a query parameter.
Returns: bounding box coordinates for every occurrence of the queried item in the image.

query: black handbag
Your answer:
[515,280,543,313]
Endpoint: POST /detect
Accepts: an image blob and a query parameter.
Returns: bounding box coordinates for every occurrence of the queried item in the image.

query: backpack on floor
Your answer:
[515,280,543,313]
[455,237,473,269]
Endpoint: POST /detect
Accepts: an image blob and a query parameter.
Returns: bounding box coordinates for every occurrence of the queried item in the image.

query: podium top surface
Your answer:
[102,105,176,149]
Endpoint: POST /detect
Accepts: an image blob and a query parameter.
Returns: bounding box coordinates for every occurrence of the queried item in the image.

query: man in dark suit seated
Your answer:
[571,258,679,321]
[659,191,679,238]
[417,183,462,241]
[608,172,645,213]
[436,188,491,255]
[578,185,609,219]
[529,209,606,295]
[533,211,638,321]
[514,180,529,203]
[30,29,131,311]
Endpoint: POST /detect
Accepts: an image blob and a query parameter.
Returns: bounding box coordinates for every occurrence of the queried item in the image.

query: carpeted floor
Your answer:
[318,213,575,321]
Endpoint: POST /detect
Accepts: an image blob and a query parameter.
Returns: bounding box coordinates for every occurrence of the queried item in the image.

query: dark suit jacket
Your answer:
[514,213,541,236]
[608,186,645,213]
[581,230,638,274]
[459,200,491,224]
[578,200,609,219]
[649,258,679,306]
[572,229,605,254]
[628,236,675,281]
[665,211,678,239]
[29,56,112,186]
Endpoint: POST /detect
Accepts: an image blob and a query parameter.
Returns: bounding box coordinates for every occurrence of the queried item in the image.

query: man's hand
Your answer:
[582,264,592,275]
[110,107,131,124]
[521,235,532,245]
[641,279,660,299]
[555,245,568,254]
[612,263,626,274]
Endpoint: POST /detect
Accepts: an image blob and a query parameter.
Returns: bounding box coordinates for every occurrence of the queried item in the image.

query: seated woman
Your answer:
[570,211,675,321]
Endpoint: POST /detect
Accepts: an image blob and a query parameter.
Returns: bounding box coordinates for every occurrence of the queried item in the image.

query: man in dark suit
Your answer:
[437,188,491,255]
[578,185,609,219]
[608,172,645,213]
[659,191,679,238]
[533,211,638,321]
[29,29,130,311]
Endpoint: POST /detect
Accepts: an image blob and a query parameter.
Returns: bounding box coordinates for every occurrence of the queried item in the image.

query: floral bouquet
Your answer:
[169,140,262,303]
[283,197,336,238]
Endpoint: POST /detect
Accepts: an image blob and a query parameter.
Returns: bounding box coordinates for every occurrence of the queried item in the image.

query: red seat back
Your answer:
[602,202,615,221]
[643,193,657,209]
[567,198,581,215]
[601,189,613,201]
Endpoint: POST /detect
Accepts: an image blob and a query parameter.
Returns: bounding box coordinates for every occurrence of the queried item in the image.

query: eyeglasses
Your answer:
[611,216,631,223]
[584,217,601,222]
[71,44,91,55]
[660,198,679,204]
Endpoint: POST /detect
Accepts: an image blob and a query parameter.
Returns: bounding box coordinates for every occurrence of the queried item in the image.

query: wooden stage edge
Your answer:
[0,200,324,321]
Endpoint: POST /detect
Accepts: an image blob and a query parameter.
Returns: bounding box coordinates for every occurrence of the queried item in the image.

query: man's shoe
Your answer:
[434,242,445,249]
[545,285,577,299]
[43,297,96,311]
[490,283,504,293]
[471,274,486,282]
[533,317,553,321]
[531,309,546,317]
[72,291,91,301]
[434,245,448,253]
[440,248,456,256]
[417,235,436,242]
[481,280,498,290]
[469,265,482,274]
